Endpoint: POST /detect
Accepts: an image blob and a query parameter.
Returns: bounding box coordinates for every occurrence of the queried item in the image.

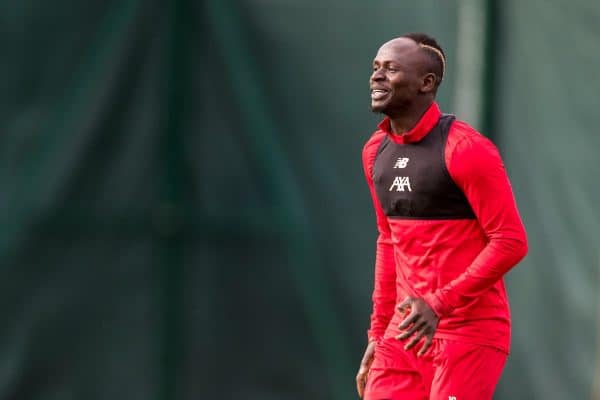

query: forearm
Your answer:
[368,235,396,341]
[424,234,527,317]
[427,126,528,317]
[363,132,397,341]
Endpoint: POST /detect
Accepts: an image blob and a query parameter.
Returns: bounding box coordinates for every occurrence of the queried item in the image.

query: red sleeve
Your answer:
[423,122,528,317]
[363,132,397,341]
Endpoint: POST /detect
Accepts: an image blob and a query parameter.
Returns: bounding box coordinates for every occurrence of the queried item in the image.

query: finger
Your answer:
[360,348,375,367]
[398,311,420,330]
[356,373,366,397]
[397,297,412,313]
[396,320,425,340]
[404,329,426,350]
[364,355,374,370]
[417,334,434,357]
[397,319,425,339]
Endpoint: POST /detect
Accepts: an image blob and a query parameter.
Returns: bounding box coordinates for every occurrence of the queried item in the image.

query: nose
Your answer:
[370,68,385,82]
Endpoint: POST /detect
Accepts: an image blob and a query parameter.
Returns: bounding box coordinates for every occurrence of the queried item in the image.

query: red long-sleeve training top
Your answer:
[363,102,528,353]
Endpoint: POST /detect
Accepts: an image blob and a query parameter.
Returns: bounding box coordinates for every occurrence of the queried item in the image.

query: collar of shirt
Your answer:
[377,102,442,144]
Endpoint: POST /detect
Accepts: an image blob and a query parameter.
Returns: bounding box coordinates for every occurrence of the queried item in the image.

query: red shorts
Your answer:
[364,337,507,400]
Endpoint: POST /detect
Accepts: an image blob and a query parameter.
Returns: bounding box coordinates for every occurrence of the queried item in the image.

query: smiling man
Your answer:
[355,33,528,400]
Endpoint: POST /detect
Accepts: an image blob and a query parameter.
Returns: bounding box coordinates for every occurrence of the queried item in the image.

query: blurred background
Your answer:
[1,0,599,399]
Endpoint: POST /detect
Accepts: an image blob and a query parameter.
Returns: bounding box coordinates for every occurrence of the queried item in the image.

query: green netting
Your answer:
[0,1,597,399]
[495,1,600,398]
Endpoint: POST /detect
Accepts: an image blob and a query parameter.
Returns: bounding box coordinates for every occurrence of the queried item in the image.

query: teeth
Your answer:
[371,89,389,100]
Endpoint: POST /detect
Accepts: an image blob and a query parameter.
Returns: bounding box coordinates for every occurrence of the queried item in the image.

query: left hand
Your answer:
[355,341,377,398]
[396,296,439,356]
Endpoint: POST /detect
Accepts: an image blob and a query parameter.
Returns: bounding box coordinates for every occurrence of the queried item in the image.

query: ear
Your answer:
[419,72,437,94]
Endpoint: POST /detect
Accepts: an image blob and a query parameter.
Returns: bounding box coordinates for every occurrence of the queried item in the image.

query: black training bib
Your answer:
[372,115,475,219]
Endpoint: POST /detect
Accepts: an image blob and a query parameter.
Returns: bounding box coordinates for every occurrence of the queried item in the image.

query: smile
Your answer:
[371,89,389,101]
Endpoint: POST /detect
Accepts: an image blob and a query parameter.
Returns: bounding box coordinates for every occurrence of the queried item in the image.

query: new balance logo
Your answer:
[393,157,409,168]
[389,176,412,192]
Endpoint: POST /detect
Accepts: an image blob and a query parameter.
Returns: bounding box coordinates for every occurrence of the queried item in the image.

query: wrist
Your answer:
[423,292,449,318]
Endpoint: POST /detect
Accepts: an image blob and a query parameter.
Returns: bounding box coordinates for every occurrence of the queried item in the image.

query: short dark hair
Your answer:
[401,32,446,87]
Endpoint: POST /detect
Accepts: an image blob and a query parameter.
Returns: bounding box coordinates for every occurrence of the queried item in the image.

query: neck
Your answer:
[388,99,434,135]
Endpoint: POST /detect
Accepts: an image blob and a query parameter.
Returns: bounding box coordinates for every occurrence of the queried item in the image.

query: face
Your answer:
[370,38,433,116]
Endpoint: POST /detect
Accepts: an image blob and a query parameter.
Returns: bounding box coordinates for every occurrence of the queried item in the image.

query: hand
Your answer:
[396,296,439,356]
[355,340,376,398]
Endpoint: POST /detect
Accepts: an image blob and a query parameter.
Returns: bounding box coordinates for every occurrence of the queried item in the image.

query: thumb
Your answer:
[361,342,376,366]
[397,297,413,312]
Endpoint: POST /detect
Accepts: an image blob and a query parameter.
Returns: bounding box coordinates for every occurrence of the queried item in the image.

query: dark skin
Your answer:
[369,37,438,133]
[355,340,376,398]
[356,38,441,398]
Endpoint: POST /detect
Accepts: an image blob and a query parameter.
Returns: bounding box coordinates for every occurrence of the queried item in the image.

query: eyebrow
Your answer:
[372,59,404,66]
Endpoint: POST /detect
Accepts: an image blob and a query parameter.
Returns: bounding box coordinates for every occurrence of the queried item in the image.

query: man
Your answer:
[355,33,528,400]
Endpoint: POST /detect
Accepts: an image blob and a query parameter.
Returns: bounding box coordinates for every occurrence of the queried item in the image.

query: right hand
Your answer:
[355,340,377,398]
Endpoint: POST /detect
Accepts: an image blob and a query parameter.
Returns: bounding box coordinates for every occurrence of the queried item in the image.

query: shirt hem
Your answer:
[431,331,509,354]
